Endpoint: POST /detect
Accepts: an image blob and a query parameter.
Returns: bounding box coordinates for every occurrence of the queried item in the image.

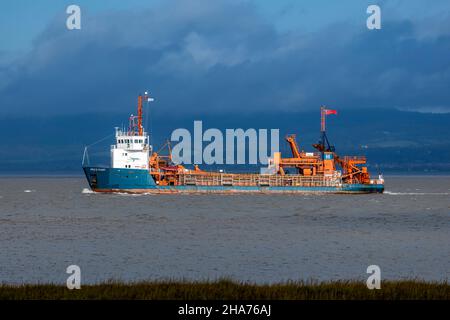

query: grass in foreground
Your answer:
[1,279,449,300]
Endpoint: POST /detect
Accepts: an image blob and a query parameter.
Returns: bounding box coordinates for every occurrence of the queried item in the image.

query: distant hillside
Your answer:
[0,109,449,174]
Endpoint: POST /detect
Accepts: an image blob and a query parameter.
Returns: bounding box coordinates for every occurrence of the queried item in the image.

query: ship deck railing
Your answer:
[178,173,341,187]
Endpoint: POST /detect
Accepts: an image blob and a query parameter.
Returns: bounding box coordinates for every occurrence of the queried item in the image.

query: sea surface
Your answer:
[0,176,449,284]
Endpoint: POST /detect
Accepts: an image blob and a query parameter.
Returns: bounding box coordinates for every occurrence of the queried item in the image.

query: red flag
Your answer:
[324,109,337,115]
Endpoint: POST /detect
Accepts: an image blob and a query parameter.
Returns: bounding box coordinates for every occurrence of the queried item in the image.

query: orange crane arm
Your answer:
[285,135,301,158]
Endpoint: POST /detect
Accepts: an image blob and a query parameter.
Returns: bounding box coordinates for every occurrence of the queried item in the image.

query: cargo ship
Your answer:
[82,93,384,194]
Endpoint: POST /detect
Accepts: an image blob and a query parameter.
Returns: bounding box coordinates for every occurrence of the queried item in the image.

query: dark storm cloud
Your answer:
[0,0,449,116]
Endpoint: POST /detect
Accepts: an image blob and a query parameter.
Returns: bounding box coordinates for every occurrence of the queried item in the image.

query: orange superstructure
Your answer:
[146,105,378,187]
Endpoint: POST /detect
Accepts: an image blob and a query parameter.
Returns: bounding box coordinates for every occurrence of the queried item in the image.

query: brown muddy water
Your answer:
[0,176,449,284]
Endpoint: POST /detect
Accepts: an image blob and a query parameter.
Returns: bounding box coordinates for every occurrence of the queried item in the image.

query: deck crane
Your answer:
[277,134,321,176]
[286,134,301,158]
[310,106,370,184]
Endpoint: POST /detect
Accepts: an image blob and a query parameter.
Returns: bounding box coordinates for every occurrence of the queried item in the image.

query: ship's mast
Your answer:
[137,95,143,136]
[319,106,327,153]
[319,105,336,153]
[320,105,326,152]
[132,92,154,136]
[320,105,326,133]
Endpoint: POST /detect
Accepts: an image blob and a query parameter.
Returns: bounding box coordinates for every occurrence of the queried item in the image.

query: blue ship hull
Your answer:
[83,166,384,194]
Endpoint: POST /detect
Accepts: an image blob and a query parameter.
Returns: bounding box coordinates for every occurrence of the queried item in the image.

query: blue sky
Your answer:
[2,0,449,52]
[0,1,365,50]
[0,0,449,116]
